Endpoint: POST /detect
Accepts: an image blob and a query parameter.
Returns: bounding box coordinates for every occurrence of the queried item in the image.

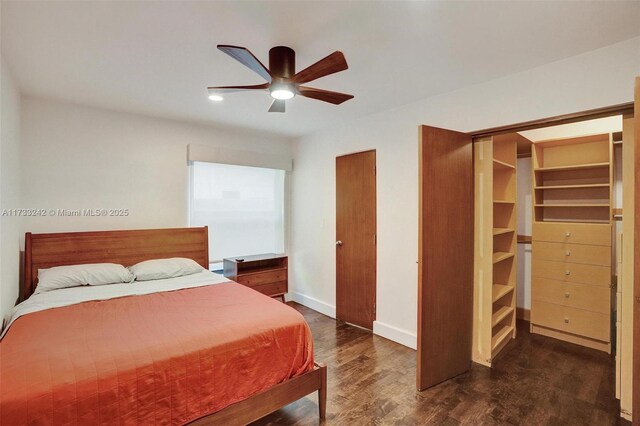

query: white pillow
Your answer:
[129,258,204,281]
[35,263,134,294]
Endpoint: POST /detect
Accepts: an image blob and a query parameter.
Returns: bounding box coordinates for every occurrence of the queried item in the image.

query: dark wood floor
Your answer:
[253,303,627,425]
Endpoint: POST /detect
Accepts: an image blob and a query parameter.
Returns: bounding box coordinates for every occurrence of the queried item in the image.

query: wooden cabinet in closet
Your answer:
[530,133,613,353]
[472,133,527,366]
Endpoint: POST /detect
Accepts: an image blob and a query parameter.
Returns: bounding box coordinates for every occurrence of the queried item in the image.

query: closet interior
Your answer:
[473,116,625,365]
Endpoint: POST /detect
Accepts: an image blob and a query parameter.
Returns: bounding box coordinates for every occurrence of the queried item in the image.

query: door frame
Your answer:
[471,102,633,138]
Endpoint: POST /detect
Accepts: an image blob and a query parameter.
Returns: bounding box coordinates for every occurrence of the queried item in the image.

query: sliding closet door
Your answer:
[417,125,473,391]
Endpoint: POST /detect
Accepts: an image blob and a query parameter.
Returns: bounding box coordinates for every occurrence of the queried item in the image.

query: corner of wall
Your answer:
[291,291,336,318]
[0,56,23,318]
[373,321,417,350]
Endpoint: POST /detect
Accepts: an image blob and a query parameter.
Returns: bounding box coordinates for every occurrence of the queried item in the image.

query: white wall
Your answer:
[12,97,291,310]
[0,58,22,319]
[20,97,292,235]
[290,36,640,349]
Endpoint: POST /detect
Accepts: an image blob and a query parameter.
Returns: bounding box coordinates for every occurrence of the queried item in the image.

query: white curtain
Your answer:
[190,161,285,261]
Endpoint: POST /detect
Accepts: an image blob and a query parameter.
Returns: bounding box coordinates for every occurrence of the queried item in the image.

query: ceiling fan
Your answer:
[208,45,354,113]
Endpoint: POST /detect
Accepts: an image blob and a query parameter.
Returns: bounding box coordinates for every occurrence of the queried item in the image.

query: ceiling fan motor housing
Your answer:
[269,46,296,79]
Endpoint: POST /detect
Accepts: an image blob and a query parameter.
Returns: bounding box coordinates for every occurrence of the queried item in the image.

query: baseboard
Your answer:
[516,307,530,321]
[290,292,336,318]
[373,320,417,350]
[290,292,417,350]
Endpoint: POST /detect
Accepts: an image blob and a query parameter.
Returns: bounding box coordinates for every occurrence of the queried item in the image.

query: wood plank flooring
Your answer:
[253,303,627,426]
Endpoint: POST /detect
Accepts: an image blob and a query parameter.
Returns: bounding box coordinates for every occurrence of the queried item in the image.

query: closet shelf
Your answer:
[534,204,610,208]
[534,162,609,173]
[493,159,516,170]
[492,284,514,303]
[492,306,515,328]
[493,200,515,205]
[537,218,610,224]
[492,252,515,264]
[493,228,515,236]
[534,183,610,190]
[491,325,513,352]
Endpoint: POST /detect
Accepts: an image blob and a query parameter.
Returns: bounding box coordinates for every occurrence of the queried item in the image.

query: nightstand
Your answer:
[223,254,288,301]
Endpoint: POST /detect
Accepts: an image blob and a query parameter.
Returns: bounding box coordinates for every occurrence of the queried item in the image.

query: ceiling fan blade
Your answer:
[298,86,354,105]
[268,99,286,113]
[217,45,272,83]
[207,83,269,94]
[292,51,348,84]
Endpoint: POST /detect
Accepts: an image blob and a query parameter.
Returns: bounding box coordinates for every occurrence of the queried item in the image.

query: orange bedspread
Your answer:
[0,282,314,425]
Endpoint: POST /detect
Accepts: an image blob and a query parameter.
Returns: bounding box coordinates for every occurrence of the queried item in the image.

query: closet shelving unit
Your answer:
[473,133,522,367]
[532,134,612,224]
[530,133,613,353]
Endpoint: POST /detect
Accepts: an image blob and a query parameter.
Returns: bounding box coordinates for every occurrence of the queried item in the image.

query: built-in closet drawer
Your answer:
[532,260,611,287]
[532,241,611,267]
[531,300,610,342]
[532,222,611,246]
[531,278,610,314]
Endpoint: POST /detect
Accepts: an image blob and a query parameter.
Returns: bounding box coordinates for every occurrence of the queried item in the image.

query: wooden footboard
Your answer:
[189,362,327,425]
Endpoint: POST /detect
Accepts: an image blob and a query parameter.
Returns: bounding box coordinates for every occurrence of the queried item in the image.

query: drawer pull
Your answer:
[564,292,570,298]
[564,318,570,324]
[565,271,571,276]
[565,251,571,257]
[565,231,571,237]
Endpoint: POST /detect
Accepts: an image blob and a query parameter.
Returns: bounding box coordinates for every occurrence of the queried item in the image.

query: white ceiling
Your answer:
[2,1,640,138]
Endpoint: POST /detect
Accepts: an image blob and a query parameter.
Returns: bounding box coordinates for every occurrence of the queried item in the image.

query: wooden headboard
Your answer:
[22,227,209,301]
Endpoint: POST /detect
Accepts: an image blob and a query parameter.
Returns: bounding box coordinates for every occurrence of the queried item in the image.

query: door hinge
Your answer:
[374,234,377,244]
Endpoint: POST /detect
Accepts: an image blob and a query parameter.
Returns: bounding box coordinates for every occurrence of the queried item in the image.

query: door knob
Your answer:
[565,251,571,256]
[565,231,571,237]
[336,240,343,246]
[564,292,570,298]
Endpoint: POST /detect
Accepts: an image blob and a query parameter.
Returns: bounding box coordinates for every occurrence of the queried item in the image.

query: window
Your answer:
[189,161,285,262]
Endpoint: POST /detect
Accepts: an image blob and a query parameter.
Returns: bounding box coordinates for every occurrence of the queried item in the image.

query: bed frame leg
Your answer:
[317,363,327,420]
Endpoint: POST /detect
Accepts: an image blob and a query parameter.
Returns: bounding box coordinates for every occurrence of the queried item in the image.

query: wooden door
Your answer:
[417,125,473,391]
[633,76,639,426]
[336,150,377,330]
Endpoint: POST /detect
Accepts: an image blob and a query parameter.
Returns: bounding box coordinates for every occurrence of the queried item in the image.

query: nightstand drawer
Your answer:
[532,277,610,314]
[532,241,611,267]
[533,222,611,246]
[250,281,287,297]
[532,259,610,287]
[531,300,610,342]
[236,269,287,286]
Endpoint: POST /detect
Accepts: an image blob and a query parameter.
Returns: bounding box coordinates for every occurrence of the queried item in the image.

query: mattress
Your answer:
[0,271,314,425]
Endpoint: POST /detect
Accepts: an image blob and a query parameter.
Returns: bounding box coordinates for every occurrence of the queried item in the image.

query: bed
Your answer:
[0,227,326,425]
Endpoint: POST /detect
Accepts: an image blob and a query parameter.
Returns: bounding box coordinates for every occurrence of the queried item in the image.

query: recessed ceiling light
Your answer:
[208,94,224,102]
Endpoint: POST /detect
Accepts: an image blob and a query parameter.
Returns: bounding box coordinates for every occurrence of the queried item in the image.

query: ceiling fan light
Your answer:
[208,94,224,102]
[270,89,294,100]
